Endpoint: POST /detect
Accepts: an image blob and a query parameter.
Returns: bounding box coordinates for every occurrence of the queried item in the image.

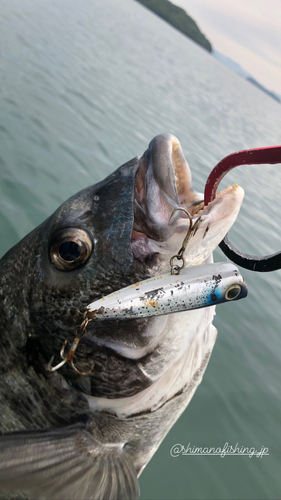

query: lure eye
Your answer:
[49,228,92,271]
[225,285,241,301]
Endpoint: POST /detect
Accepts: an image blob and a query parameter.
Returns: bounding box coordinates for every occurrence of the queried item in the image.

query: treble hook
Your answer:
[169,208,203,275]
[47,313,94,376]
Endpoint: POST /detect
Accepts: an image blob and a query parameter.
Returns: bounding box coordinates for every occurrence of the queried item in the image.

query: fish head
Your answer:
[1,134,244,397]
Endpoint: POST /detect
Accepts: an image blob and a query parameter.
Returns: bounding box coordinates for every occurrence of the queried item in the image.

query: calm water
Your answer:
[1,0,281,498]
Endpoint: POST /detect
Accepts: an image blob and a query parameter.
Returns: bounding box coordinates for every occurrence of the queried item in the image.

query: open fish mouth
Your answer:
[131,133,244,267]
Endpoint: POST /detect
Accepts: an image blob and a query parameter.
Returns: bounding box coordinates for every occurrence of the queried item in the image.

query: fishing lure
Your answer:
[48,262,247,374]
[87,262,247,321]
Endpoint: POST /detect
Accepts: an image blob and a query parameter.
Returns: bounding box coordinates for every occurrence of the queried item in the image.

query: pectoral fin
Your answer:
[0,424,139,500]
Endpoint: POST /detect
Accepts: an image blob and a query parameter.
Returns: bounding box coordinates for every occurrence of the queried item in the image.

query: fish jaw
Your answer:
[149,183,245,267]
[132,133,244,269]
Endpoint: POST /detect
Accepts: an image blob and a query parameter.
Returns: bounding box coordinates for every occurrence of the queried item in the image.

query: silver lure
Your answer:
[87,262,248,320]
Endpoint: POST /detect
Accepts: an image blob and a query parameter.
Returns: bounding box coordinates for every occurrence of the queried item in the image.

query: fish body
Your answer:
[0,134,244,499]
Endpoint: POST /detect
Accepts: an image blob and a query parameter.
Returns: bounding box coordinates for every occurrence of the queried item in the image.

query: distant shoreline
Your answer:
[135,0,280,104]
[134,0,212,52]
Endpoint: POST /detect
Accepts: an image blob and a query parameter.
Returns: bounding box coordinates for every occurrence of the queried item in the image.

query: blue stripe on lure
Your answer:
[87,263,248,321]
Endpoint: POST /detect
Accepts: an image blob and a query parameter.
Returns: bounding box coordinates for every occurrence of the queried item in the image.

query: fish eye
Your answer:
[49,228,92,271]
[225,285,241,300]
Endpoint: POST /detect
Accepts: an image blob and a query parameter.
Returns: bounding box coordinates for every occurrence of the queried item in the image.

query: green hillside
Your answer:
[135,0,212,52]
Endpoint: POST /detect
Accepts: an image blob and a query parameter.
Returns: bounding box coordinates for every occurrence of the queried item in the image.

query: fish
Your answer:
[0,133,245,500]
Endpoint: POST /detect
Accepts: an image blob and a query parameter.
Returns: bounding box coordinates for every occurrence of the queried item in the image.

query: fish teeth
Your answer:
[193,202,204,215]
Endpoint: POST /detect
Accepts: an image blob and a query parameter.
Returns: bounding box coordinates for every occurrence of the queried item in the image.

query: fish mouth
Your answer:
[132,133,244,267]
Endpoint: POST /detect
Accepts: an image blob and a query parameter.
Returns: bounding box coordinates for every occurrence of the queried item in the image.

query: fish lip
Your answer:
[133,133,200,242]
[132,134,243,249]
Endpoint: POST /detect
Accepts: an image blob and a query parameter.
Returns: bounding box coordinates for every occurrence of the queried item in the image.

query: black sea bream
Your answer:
[0,134,245,499]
